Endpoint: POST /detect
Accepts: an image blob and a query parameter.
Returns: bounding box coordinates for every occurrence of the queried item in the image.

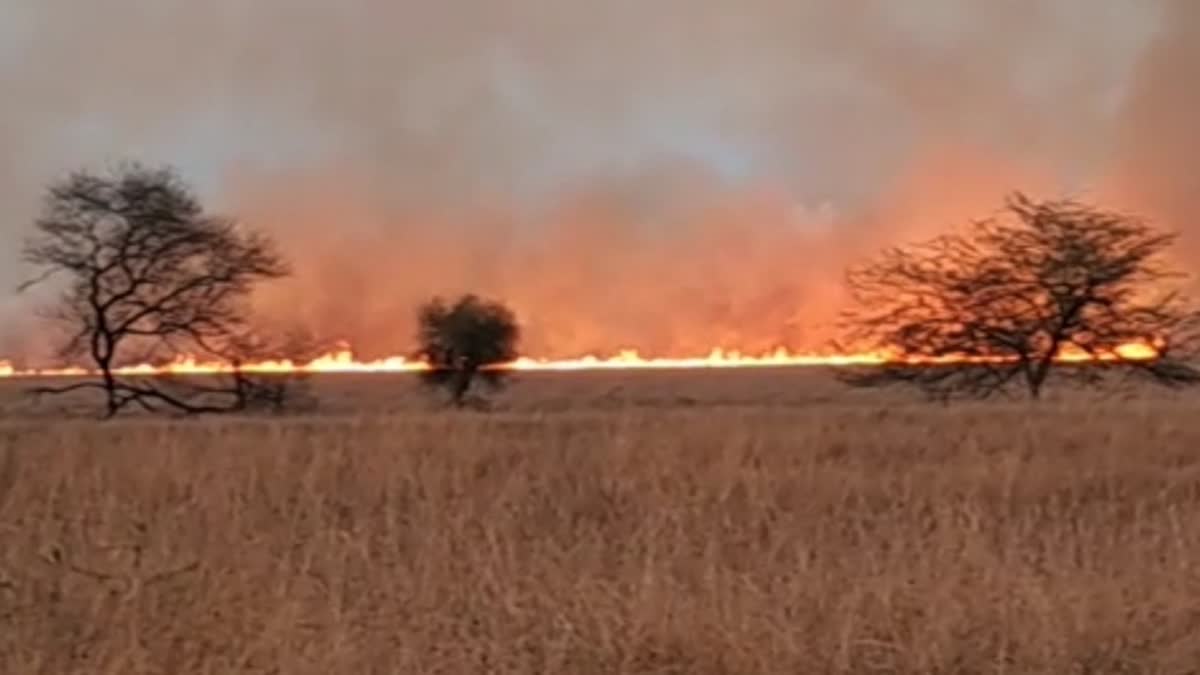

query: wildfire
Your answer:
[0,342,1162,379]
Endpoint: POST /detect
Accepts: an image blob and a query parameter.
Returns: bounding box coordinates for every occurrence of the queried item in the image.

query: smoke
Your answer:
[0,0,1193,361]
[1102,0,1200,253]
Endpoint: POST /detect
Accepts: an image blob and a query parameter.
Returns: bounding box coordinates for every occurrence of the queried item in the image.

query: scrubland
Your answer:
[1,369,1198,674]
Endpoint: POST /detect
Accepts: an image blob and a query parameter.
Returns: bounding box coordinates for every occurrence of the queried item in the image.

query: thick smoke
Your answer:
[1103,0,1200,255]
[0,0,1192,362]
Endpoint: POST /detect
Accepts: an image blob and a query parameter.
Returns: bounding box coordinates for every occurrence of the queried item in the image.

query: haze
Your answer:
[2,0,1196,361]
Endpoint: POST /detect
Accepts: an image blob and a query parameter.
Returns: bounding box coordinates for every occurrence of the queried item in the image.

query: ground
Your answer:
[1,370,1198,674]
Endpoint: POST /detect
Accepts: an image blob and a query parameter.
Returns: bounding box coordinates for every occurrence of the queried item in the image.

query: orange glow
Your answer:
[0,341,1163,379]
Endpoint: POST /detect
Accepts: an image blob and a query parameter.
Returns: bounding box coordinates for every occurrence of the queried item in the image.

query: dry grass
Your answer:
[1,371,1199,673]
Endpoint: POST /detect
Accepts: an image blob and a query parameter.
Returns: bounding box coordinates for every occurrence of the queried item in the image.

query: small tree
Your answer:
[183,326,323,415]
[839,192,1200,401]
[20,161,294,418]
[415,294,520,408]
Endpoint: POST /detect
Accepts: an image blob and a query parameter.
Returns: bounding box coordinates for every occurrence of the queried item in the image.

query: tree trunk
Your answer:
[451,368,475,408]
[1026,356,1052,401]
[95,332,120,419]
[100,361,119,419]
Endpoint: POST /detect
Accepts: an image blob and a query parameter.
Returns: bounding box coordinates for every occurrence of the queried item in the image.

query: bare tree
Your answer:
[415,294,520,408]
[839,192,1200,401]
[20,162,295,418]
[167,326,323,415]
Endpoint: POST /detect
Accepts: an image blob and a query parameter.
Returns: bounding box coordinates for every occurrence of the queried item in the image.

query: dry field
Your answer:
[1,369,1199,674]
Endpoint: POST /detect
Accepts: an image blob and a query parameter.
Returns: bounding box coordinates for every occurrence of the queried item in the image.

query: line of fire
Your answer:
[4,164,1198,414]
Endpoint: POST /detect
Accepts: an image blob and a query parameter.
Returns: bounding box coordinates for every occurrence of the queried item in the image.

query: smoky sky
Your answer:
[1,0,1195,360]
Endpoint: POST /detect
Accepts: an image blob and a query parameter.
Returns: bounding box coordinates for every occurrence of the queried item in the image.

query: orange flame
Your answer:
[0,342,1162,379]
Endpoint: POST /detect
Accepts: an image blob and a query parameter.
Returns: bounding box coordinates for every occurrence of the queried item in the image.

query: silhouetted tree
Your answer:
[415,294,520,408]
[174,326,322,415]
[839,192,1200,401]
[20,161,295,418]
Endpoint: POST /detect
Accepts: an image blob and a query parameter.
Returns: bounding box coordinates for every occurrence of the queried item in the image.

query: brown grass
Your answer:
[1,371,1199,673]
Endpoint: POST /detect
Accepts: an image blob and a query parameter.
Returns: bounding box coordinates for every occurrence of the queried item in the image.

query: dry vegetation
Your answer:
[1,370,1199,674]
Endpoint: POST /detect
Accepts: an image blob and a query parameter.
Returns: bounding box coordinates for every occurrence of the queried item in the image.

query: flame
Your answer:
[0,341,1163,379]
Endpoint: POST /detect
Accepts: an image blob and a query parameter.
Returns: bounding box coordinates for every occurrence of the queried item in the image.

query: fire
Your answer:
[0,342,1162,379]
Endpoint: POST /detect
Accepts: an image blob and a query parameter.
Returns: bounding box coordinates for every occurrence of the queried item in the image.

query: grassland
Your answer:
[1,369,1198,674]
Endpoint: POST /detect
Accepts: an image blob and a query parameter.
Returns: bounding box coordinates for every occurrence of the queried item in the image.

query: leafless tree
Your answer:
[839,192,1200,401]
[20,162,297,418]
[415,294,520,408]
[160,326,323,415]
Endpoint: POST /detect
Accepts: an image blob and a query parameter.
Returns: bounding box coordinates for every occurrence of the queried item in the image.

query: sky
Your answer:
[1,0,1196,360]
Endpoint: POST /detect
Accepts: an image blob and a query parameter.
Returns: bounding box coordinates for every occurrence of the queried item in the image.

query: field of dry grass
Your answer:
[1,370,1199,673]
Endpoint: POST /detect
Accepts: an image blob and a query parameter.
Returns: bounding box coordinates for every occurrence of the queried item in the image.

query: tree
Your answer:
[188,326,323,415]
[838,192,1200,401]
[20,161,295,418]
[415,294,520,408]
